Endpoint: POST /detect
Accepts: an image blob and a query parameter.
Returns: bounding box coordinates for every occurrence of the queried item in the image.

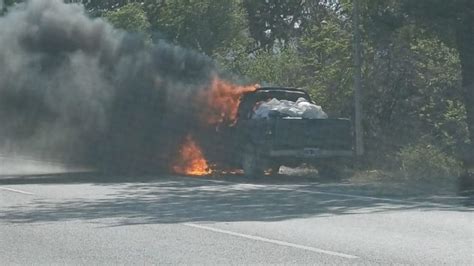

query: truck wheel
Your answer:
[318,158,353,180]
[318,164,345,180]
[242,145,264,177]
[268,162,281,175]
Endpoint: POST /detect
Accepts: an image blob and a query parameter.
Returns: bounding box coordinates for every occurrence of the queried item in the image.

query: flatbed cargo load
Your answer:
[252,97,328,120]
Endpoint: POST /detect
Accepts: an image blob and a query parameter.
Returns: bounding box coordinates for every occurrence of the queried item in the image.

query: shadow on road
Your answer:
[0,172,163,184]
[1,172,472,226]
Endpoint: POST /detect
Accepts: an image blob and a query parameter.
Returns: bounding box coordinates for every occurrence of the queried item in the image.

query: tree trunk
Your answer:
[456,8,474,170]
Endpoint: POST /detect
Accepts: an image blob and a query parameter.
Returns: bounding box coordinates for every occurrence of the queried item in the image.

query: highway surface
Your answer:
[1,169,473,264]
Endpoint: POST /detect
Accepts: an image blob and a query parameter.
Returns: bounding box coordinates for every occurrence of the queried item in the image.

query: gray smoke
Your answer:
[0,0,218,172]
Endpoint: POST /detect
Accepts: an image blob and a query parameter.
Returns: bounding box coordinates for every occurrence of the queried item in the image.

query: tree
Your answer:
[3,1,139,16]
[221,47,303,86]
[147,0,246,55]
[242,0,343,50]
[299,12,353,117]
[242,0,307,49]
[76,0,136,16]
[3,0,22,10]
[400,0,474,165]
[104,2,151,34]
[361,0,473,168]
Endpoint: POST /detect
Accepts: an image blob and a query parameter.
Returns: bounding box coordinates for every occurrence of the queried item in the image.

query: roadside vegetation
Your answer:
[3,0,472,182]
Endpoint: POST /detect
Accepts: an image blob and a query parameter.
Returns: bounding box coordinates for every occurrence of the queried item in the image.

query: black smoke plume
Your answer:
[0,0,218,172]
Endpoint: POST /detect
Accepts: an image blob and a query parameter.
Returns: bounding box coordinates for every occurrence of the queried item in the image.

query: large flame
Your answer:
[173,135,211,176]
[172,78,257,175]
[201,77,258,125]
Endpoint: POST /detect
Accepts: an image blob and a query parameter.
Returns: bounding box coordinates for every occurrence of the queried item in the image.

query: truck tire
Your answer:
[268,162,280,175]
[242,145,265,177]
[318,165,341,180]
[318,157,354,180]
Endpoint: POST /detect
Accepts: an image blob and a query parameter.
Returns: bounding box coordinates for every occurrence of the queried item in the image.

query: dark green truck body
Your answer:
[205,87,353,176]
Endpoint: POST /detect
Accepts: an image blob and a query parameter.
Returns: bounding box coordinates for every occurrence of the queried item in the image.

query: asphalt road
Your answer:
[0,170,473,264]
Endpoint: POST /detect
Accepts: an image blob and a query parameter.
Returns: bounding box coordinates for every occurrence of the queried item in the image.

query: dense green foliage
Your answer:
[147,0,246,55]
[104,3,150,33]
[398,143,462,181]
[2,0,471,179]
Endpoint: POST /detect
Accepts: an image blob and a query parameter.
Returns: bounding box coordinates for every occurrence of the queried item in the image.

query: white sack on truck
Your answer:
[252,97,328,119]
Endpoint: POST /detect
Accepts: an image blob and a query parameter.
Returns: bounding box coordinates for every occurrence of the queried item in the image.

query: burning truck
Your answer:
[0,0,352,178]
[174,81,353,178]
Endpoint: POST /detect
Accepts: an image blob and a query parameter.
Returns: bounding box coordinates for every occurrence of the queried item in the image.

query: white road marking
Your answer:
[183,223,359,259]
[294,189,468,208]
[288,189,458,208]
[179,176,460,208]
[0,186,34,195]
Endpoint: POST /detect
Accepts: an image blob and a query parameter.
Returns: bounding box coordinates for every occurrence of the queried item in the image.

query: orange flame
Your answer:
[173,135,211,176]
[201,77,258,125]
[172,77,257,175]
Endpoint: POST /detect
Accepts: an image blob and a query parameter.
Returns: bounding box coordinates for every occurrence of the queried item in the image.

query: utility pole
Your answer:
[352,0,364,156]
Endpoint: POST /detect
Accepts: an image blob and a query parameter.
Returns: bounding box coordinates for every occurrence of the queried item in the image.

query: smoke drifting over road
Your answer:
[0,0,223,172]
